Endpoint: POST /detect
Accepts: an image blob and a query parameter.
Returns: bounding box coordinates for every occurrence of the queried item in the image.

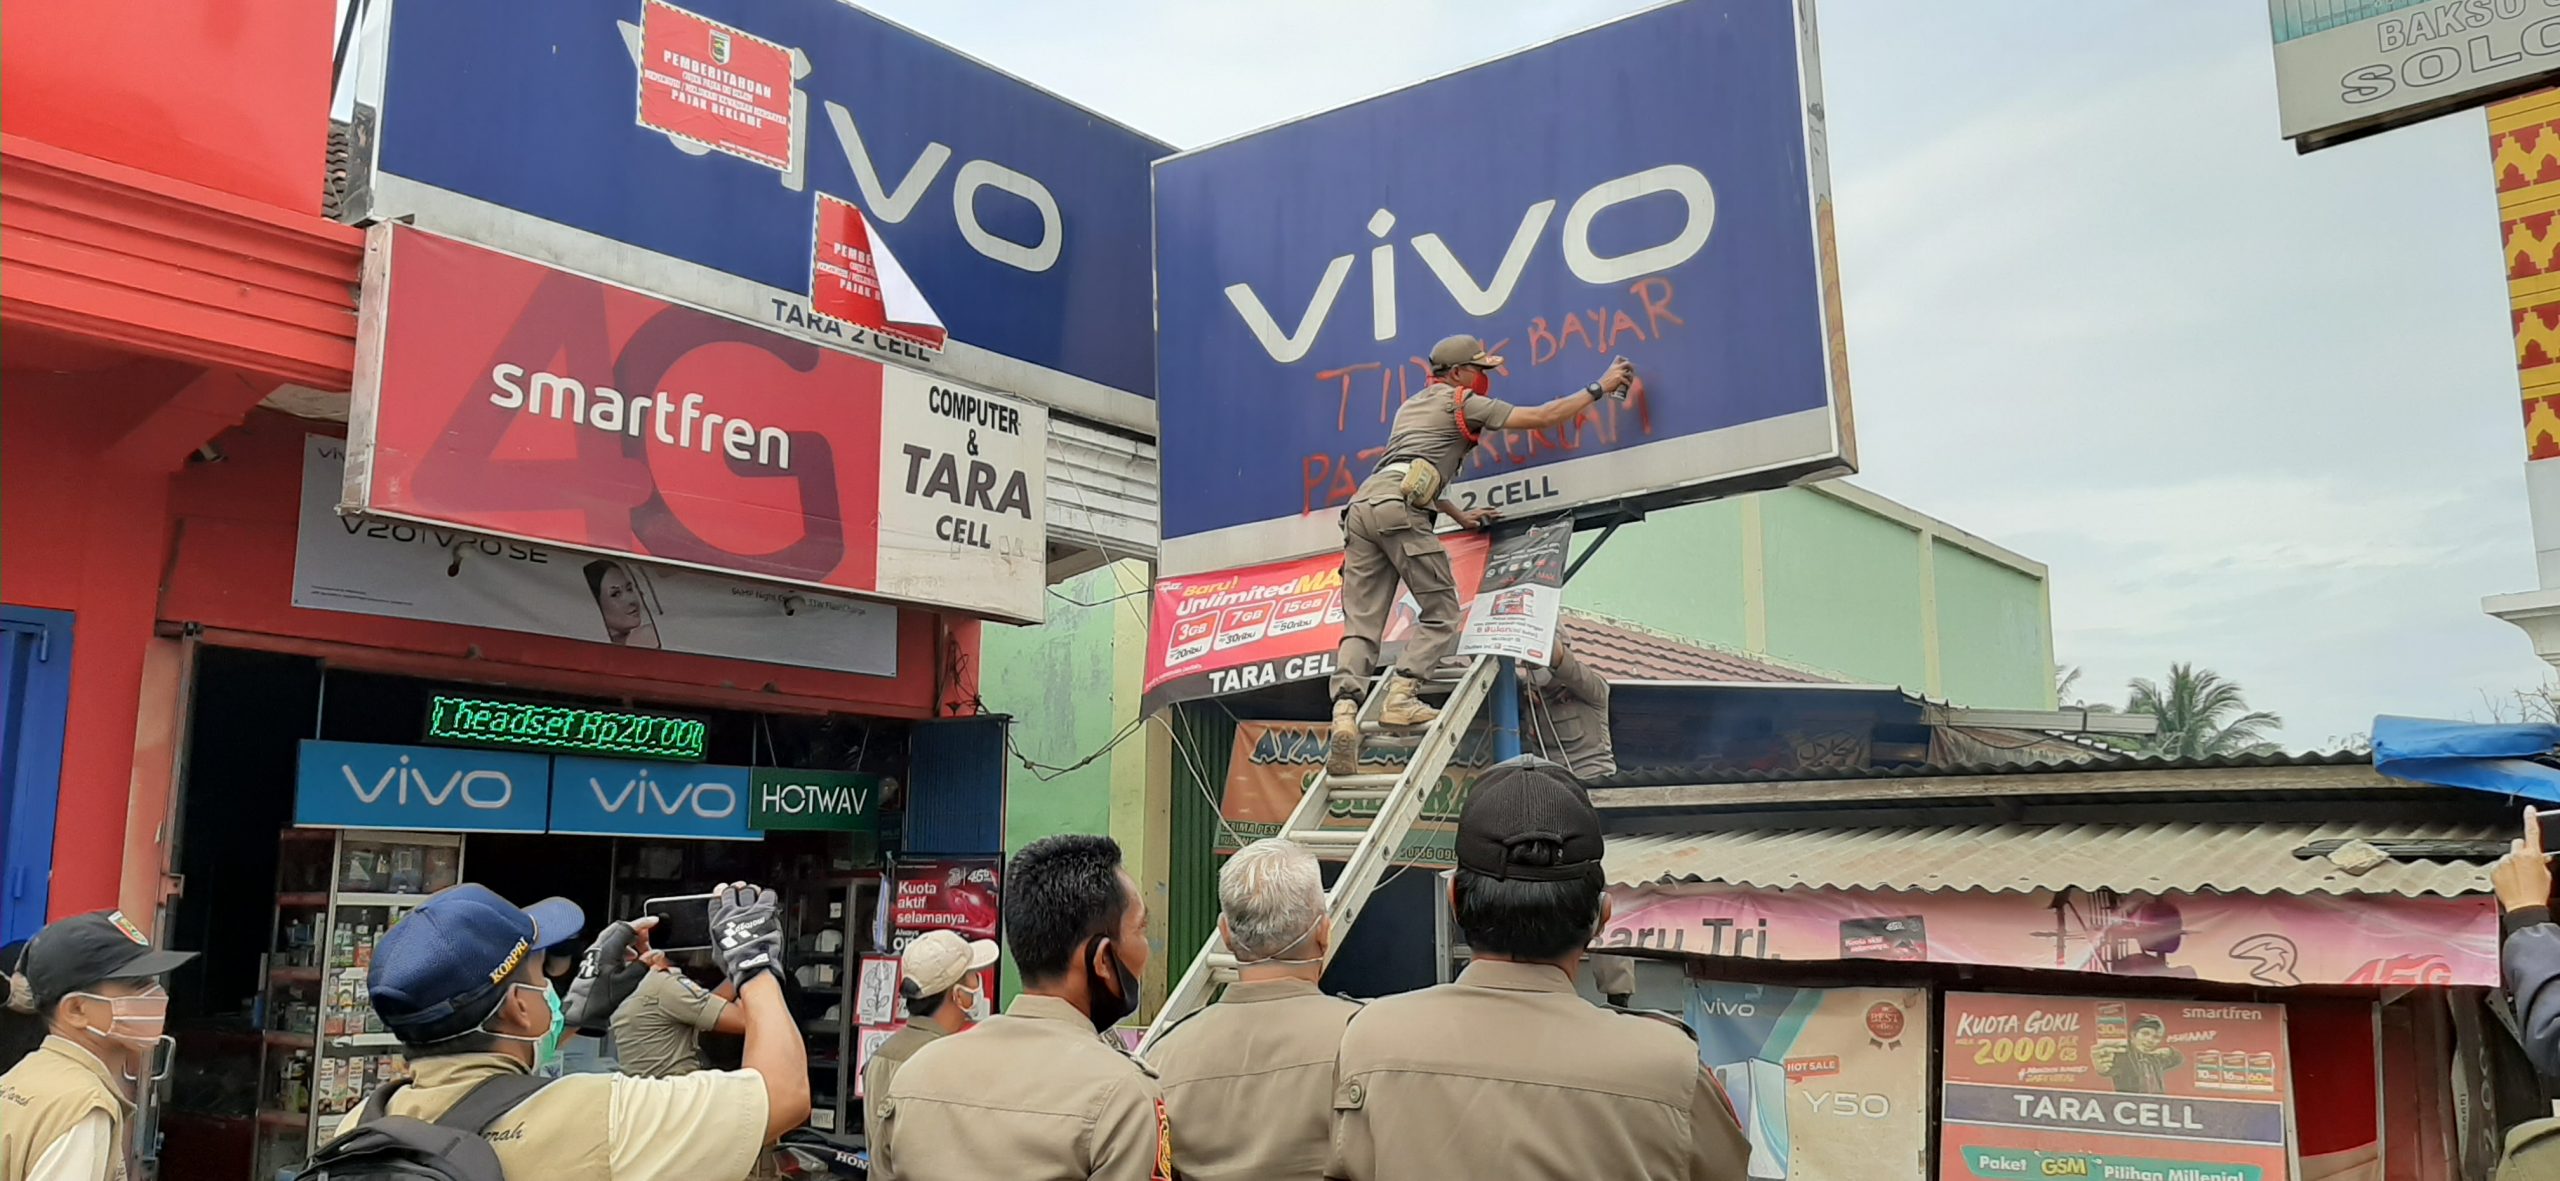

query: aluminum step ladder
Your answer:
[1135,653,1501,1059]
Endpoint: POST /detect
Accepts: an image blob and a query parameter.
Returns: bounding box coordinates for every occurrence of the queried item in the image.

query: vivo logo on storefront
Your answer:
[295,741,551,833]
[1222,166,1716,364]
[549,757,756,841]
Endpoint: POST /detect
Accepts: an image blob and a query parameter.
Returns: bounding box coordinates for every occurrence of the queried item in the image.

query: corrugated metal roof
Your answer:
[1589,747,2373,789]
[1558,612,1836,684]
[1045,416,1158,562]
[1605,819,2500,897]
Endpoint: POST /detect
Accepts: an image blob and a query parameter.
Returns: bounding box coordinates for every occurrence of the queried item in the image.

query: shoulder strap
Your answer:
[434,1073,556,1134]
[357,1077,410,1125]
[1606,1003,1699,1041]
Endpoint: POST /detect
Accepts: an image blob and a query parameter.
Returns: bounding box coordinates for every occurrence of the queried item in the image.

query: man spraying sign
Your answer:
[1324,334,1633,776]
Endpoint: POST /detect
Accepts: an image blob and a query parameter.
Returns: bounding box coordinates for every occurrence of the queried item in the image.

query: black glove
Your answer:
[562,919,650,1032]
[710,882,785,986]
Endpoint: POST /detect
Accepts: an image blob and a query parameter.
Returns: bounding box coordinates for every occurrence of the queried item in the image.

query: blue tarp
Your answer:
[2371,715,2560,804]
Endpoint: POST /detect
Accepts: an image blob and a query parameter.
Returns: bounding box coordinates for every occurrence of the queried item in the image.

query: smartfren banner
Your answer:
[294,434,902,675]
[1152,0,1853,574]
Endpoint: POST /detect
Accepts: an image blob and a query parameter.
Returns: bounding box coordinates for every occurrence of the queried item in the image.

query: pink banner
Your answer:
[1600,885,2495,988]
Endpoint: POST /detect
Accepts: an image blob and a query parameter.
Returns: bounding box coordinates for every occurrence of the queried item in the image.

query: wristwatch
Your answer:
[1584,382,1604,398]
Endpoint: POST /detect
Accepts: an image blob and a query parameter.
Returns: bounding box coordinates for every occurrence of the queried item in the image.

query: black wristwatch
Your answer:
[1584,382,1604,398]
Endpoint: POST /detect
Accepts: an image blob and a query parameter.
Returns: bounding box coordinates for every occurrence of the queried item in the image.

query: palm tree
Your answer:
[2122,663,2283,758]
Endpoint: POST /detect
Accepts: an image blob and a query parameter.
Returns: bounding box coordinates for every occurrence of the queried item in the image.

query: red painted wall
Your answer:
[1,365,190,918]
[0,0,333,216]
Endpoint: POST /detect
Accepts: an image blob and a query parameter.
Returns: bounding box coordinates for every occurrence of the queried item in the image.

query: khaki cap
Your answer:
[901,929,999,996]
[1428,334,1504,371]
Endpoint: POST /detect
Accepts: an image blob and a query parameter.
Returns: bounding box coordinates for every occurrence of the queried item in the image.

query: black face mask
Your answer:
[1082,935,1141,1035]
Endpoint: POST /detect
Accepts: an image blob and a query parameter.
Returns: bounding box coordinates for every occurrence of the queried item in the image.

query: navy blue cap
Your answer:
[367,884,582,1040]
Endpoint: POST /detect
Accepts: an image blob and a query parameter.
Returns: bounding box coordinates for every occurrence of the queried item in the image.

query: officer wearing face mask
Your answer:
[1325,336,1634,777]
[874,835,1168,1181]
[1148,838,1359,1181]
[324,882,811,1179]
[0,909,197,1181]
[860,930,997,1154]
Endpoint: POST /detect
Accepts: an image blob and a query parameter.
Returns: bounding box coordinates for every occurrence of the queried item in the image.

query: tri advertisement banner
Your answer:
[343,224,1050,624]
[1939,993,2292,1181]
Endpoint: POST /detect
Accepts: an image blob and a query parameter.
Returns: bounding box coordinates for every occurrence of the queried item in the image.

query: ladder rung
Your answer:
[1325,773,1404,789]
[1203,953,1240,971]
[1326,788,1391,802]
[1289,830,1366,847]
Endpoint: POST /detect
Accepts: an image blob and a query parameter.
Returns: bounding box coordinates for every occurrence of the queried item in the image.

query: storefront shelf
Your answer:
[262,1030,316,1049]
[278,892,331,907]
[333,891,434,908]
[334,1032,403,1048]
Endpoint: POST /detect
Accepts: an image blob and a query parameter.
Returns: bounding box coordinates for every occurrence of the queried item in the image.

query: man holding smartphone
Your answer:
[612,946,745,1079]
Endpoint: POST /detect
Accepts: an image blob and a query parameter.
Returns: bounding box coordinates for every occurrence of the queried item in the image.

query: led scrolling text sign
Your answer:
[425,695,709,762]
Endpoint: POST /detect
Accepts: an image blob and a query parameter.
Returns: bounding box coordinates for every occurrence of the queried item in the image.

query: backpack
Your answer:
[292,1074,556,1181]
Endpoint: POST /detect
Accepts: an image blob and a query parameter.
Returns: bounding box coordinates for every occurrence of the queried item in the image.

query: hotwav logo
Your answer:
[588,767,740,820]
[344,753,516,809]
[1222,165,1715,363]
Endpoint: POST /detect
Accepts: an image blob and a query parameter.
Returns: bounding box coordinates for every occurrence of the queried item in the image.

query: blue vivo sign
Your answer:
[295,741,551,833]
[548,757,757,841]
[350,0,1168,425]
[1152,0,1855,574]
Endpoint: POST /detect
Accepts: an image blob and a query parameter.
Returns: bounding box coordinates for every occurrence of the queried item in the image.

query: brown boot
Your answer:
[1325,698,1362,776]
[1376,675,1441,728]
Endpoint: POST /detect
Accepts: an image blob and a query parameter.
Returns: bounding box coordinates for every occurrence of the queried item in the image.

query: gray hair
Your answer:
[1220,838,1327,961]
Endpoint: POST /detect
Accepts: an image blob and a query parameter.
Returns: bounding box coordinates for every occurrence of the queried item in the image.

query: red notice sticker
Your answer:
[635,0,795,171]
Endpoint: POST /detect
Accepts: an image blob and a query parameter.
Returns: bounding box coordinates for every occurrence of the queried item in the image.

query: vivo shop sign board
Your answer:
[347,0,1168,424]
[1152,0,1854,574]
[343,224,1050,624]
[297,741,783,841]
[2269,0,2560,150]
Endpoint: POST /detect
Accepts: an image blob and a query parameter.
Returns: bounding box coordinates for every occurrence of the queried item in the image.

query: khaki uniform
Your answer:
[330,1052,769,1180]
[611,968,728,1077]
[1327,961,1749,1181]
[860,1021,945,1153]
[1148,979,1360,1180]
[0,1036,129,1181]
[1331,383,1517,701]
[1524,640,1615,779]
[875,994,1169,1181]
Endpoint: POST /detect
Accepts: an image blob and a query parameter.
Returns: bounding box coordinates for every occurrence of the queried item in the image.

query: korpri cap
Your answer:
[1454,756,1605,885]
[900,930,999,997]
[1428,334,1504,372]
[22,911,195,1009]
[368,885,582,1040]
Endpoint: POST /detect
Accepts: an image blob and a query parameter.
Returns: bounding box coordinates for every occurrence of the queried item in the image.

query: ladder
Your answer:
[1135,653,1500,1058]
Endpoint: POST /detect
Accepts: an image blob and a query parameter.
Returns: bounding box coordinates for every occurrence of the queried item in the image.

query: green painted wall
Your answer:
[1932,539,2056,710]
[1564,498,1750,650]
[1760,491,1930,691]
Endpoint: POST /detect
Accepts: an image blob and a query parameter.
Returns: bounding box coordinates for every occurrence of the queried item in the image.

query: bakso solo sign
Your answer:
[342,224,1050,624]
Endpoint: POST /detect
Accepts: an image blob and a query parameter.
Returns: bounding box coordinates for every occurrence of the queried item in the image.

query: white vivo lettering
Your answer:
[689,781,739,819]
[646,775,690,816]
[951,159,1062,272]
[823,99,950,222]
[591,771,645,814]
[1560,165,1716,285]
[458,770,513,810]
[1410,199,1555,316]
[344,756,511,810]
[1223,166,1714,363]
[598,770,735,820]
[1224,256,1355,365]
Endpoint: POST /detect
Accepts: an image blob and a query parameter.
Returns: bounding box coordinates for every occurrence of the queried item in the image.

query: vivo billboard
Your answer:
[342,0,1170,428]
[1152,0,1855,575]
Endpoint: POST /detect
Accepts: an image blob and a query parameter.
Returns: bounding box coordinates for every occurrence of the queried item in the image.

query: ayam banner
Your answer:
[1688,983,1931,1179]
[1216,719,1496,868]
[1939,993,2291,1181]
[1601,884,2496,989]
[1141,533,1492,714]
[343,224,1050,624]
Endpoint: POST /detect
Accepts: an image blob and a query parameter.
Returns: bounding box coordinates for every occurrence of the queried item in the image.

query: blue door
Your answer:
[0,606,73,943]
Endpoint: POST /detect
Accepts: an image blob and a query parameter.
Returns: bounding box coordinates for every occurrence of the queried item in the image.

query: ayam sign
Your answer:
[343,224,1049,624]
[1152,0,1854,574]
[342,0,1169,426]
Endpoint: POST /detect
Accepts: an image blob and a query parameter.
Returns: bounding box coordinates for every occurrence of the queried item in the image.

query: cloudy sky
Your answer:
[853,0,2548,744]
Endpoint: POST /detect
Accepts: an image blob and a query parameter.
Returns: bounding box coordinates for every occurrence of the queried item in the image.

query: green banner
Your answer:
[749,769,882,833]
[1959,1148,2263,1181]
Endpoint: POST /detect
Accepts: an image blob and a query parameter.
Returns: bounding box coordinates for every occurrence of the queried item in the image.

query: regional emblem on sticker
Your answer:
[107,910,149,945]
